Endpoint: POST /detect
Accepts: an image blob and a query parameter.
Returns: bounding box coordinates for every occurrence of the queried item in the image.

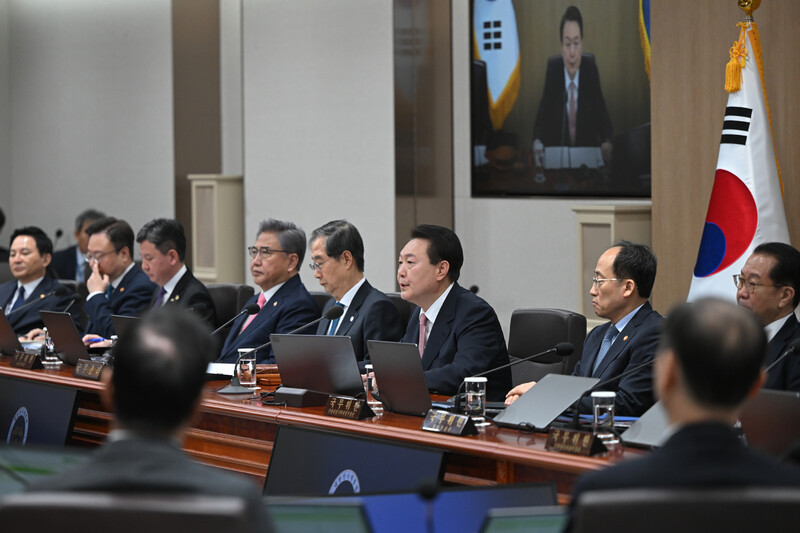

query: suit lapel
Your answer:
[592,302,651,377]
[766,315,799,366]
[420,285,459,370]
[336,281,369,337]
[167,271,190,304]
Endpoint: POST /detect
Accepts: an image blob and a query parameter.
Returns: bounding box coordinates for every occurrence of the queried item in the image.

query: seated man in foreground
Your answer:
[566,298,800,529]
[397,224,511,401]
[29,308,270,532]
[506,240,662,416]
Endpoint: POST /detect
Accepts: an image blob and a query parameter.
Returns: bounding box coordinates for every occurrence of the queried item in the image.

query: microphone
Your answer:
[216,305,345,394]
[61,294,80,314]
[764,338,800,374]
[209,303,260,337]
[53,228,64,249]
[453,342,574,412]
[6,286,70,316]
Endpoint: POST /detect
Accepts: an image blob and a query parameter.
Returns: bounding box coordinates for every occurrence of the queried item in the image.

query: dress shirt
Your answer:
[419,282,455,345]
[4,276,44,314]
[157,265,188,307]
[564,68,580,115]
[765,314,792,342]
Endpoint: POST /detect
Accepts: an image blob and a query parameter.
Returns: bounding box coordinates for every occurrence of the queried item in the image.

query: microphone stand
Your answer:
[764,340,800,374]
[6,288,68,316]
[209,304,260,337]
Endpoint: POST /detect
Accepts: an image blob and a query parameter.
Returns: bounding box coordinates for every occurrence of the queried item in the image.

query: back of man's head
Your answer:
[410,224,464,283]
[611,240,657,299]
[136,218,187,261]
[660,298,766,410]
[111,308,212,433]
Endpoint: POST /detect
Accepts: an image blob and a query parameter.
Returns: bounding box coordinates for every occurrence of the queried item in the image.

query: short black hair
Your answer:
[74,209,106,233]
[111,307,212,432]
[309,220,365,272]
[86,217,135,257]
[257,219,307,269]
[752,242,800,307]
[660,298,766,409]
[10,226,53,256]
[560,5,583,41]
[611,240,657,299]
[410,224,463,283]
[136,218,187,261]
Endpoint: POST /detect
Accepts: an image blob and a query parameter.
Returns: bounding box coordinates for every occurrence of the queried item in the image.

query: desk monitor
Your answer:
[270,334,364,398]
[39,310,90,365]
[0,375,78,447]
[493,374,599,430]
[367,340,431,416]
[263,426,443,497]
[739,389,800,457]
[0,444,89,495]
[479,505,566,533]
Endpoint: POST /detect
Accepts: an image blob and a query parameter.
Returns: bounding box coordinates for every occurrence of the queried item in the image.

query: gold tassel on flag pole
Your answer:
[725,0,760,93]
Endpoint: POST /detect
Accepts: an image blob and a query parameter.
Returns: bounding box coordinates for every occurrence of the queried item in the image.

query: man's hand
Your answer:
[82,333,112,349]
[504,381,536,405]
[20,328,45,341]
[86,261,110,295]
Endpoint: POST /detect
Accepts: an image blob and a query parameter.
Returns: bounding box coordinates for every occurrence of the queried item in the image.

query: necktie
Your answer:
[9,286,25,313]
[152,287,167,309]
[105,285,114,300]
[241,292,266,332]
[327,302,346,335]
[593,326,618,374]
[568,81,577,145]
[418,312,428,357]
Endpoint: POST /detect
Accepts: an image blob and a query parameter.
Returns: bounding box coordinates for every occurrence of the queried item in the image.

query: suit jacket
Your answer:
[573,301,662,416]
[148,269,216,328]
[28,436,271,532]
[763,314,800,392]
[315,280,404,362]
[217,274,319,364]
[0,276,81,335]
[401,283,511,402]
[83,264,157,338]
[52,245,80,280]
[533,54,613,148]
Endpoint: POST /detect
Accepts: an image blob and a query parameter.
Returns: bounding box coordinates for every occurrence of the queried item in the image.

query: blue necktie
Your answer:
[593,326,618,374]
[105,285,114,300]
[327,302,345,335]
[9,286,25,313]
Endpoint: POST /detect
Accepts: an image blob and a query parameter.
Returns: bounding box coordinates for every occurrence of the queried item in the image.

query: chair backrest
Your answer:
[309,291,331,317]
[57,278,88,329]
[507,308,586,385]
[572,487,800,533]
[0,262,13,283]
[386,292,414,330]
[207,283,256,329]
[0,492,256,533]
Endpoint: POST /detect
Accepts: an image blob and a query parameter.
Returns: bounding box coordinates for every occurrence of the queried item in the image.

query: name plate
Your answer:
[11,351,43,370]
[546,427,607,456]
[324,396,374,420]
[421,409,477,436]
[73,360,106,381]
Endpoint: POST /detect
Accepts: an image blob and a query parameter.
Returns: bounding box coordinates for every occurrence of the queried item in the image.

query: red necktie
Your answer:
[418,312,427,357]
[241,292,266,332]
[568,81,577,145]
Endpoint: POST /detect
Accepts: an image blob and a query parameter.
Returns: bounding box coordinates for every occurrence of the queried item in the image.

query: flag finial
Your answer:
[738,0,760,20]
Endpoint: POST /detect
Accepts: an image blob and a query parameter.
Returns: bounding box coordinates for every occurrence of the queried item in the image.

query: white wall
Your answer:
[0,0,10,245]
[241,0,396,292]
[5,0,174,251]
[220,0,242,176]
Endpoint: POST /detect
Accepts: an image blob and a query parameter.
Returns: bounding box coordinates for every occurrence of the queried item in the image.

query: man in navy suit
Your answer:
[309,220,403,362]
[51,208,106,282]
[735,242,800,392]
[2,226,81,336]
[566,298,800,530]
[216,219,319,364]
[136,218,216,328]
[507,241,662,416]
[397,225,511,402]
[80,218,156,341]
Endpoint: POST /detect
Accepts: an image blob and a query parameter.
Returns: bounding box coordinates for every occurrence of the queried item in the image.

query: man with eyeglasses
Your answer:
[308,220,403,362]
[735,242,800,392]
[216,219,318,364]
[506,240,662,416]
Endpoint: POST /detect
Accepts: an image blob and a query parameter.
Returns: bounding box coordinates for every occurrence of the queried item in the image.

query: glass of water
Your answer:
[236,349,258,388]
[591,391,617,445]
[463,376,489,427]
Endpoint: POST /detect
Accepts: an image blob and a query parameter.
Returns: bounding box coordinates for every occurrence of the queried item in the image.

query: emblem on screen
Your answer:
[328,469,361,495]
[7,407,29,445]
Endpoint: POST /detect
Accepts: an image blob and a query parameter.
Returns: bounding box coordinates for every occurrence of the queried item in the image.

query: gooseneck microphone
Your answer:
[764,338,800,374]
[6,286,70,316]
[209,303,260,337]
[453,342,574,412]
[216,305,345,395]
[61,294,80,314]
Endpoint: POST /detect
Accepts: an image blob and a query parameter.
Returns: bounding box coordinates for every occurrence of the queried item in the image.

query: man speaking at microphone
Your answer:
[2,226,81,336]
[216,219,319,364]
[506,240,662,416]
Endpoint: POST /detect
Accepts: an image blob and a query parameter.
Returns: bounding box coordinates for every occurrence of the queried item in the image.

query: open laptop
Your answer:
[110,314,139,338]
[39,310,91,365]
[739,389,800,456]
[270,334,365,398]
[492,374,599,430]
[367,340,432,416]
[0,309,43,357]
[620,400,669,448]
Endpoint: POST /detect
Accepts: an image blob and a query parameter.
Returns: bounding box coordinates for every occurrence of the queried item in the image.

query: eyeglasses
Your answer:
[591,277,619,287]
[307,258,330,272]
[733,274,782,293]
[247,246,287,260]
[84,251,115,263]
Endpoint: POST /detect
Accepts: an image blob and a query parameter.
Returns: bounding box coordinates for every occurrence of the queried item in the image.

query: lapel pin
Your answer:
[623,335,629,341]
[119,287,125,292]
[174,294,180,301]
[349,316,354,322]
[273,301,277,307]
[39,294,46,299]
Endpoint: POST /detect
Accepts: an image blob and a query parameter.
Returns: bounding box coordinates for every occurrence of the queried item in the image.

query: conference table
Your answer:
[0,357,644,503]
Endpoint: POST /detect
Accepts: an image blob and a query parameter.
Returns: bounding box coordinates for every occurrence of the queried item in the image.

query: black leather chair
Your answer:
[0,492,256,533]
[206,284,255,355]
[309,291,331,317]
[507,308,586,385]
[0,262,13,283]
[572,488,800,533]
[386,291,414,329]
[58,278,88,329]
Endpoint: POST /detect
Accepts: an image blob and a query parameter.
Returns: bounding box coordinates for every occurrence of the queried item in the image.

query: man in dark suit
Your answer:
[80,218,156,340]
[216,219,318,364]
[532,6,612,162]
[507,241,662,416]
[136,218,216,328]
[309,220,403,362]
[566,298,800,530]
[29,307,270,532]
[735,242,800,392]
[51,208,106,282]
[2,226,81,336]
[397,224,511,401]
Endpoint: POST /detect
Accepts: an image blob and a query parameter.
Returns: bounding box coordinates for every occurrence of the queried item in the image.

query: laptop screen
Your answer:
[0,375,78,447]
